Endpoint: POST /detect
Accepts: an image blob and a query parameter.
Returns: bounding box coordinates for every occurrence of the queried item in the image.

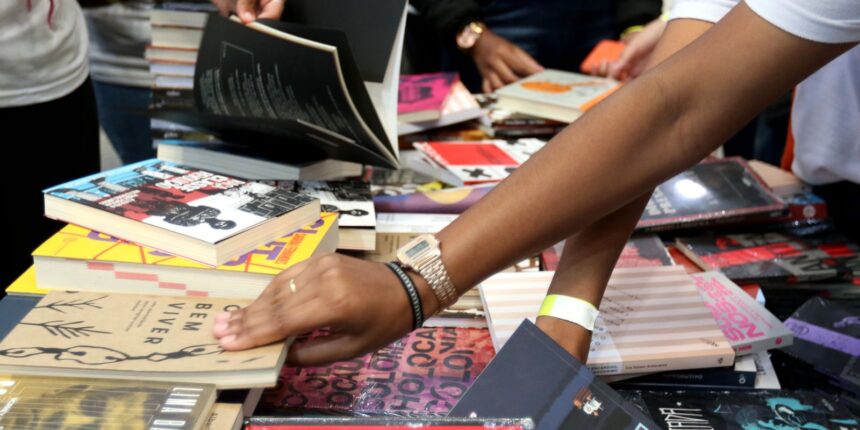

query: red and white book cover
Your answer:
[414,139,545,185]
[691,271,792,356]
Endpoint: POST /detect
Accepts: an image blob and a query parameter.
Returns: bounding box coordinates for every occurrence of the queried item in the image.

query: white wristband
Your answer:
[538,294,600,331]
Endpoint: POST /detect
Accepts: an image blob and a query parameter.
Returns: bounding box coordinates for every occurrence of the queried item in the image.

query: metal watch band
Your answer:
[414,255,457,309]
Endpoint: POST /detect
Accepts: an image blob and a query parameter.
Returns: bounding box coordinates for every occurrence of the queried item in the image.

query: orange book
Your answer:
[580,39,626,74]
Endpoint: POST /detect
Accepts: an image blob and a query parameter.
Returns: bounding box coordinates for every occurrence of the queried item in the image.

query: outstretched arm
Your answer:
[214,2,853,364]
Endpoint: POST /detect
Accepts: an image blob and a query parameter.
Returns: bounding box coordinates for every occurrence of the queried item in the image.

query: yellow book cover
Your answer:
[33,213,336,275]
[5,266,48,296]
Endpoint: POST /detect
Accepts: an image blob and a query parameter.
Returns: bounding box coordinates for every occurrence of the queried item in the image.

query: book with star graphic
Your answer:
[0,291,287,389]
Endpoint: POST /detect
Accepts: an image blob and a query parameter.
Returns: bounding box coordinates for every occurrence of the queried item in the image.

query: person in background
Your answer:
[408,0,662,93]
[0,0,100,289]
[211,0,858,369]
[82,0,155,164]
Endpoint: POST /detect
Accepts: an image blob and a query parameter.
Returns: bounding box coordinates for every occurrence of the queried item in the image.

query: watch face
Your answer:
[406,240,429,258]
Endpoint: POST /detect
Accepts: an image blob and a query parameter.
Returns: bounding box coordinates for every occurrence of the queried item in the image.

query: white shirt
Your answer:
[84,1,153,88]
[0,0,89,107]
[671,0,860,185]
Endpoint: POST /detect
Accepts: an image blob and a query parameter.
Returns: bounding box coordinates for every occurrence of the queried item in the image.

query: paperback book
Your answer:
[480,266,736,376]
[398,73,482,136]
[0,291,288,389]
[31,214,337,299]
[291,181,376,250]
[412,139,545,186]
[495,69,619,122]
[43,159,320,266]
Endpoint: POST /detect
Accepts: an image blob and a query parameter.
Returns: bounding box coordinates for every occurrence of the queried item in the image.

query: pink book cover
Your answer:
[691,271,792,356]
[398,72,458,115]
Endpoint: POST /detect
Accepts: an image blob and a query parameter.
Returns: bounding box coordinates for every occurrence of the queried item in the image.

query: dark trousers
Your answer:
[0,78,100,293]
[92,81,155,164]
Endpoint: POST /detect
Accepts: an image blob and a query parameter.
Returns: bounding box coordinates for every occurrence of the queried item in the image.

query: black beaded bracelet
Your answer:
[385,262,425,330]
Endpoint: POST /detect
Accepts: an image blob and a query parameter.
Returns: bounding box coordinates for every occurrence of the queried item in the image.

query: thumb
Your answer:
[236,0,258,23]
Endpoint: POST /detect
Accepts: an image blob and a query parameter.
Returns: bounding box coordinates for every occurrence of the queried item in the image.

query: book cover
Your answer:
[783,297,860,394]
[637,157,786,232]
[622,390,859,430]
[398,81,483,136]
[203,403,243,430]
[0,291,287,389]
[677,232,859,284]
[0,295,39,341]
[495,69,619,122]
[617,235,675,268]
[31,214,336,298]
[413,139,545,186]
[372,185,493,214]
[246,417,533,430]
[44,159,317,246]
[293,181,375,229]
[449,320,658,430]
[480,266,736,376]
[398,72,458,120]
[0,374,216,430]
[580,39,626,74]
[608,361,757,391]
[4,266,48,297]
[259,327,495,416]
[691,272,793,356]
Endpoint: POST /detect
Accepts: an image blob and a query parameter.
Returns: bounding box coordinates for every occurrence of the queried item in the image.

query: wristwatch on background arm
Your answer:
[396,234,458,312]
[456,21,487,52]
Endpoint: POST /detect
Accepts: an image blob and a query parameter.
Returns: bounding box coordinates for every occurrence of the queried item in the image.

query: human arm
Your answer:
[214,2,854,364]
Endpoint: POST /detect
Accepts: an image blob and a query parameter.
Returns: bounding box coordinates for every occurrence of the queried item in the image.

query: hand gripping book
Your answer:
[449,320,658,430]
[152,0,408,169]
[43,159,320,266]
[479,266,736,376]
[0,291,288,389]
[691,272,793,356]
[31,214,337,299]
[0,374,216,430]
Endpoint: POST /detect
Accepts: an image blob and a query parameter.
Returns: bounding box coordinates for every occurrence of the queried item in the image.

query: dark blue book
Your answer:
[449,319,657,430]
[0,295,40,341]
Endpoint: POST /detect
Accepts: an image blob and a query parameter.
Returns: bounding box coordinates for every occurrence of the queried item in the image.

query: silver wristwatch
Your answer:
[395,234,457,309]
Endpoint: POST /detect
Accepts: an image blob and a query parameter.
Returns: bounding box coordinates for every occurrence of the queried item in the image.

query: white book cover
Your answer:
[691,271,793,356]
[479,266,735,376]
[294,181,375,229]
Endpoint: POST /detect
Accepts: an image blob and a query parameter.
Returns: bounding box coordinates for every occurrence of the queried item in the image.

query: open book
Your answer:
[153,0,407,169]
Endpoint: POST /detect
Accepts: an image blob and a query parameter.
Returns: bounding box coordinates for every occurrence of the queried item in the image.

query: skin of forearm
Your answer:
[435,2,851,297]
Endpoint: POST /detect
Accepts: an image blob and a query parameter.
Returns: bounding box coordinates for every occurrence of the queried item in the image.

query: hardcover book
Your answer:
[43,159,320,266]
[449,320,658,430]
[0,374,216,430]
[676,232,859,284]
[31,214,337,299]
[636,157,786,232]
[479,266,736,376]
[691,272,793,356]
[412,139,545,186]
[0,291,288,389]
[152,0,407,169]
[259,327,495,416]
[621,390,859,430]
[783,297,860,395]
[495,69,619,122]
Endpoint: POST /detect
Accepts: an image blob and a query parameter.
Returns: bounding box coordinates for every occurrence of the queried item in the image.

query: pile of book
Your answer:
[3,5,860,429]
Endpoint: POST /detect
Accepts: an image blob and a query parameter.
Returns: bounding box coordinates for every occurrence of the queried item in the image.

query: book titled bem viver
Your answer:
[43,159,320,266]
[0,291,288,389]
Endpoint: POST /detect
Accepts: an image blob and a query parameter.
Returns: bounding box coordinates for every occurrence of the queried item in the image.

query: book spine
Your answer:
[611,369,757,390]
[590,352,736,377]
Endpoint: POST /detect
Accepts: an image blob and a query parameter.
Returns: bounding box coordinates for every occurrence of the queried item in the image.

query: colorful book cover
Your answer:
[372,185,493,214]
[449,320,658,430]
[0,374,216,430]
[247,417,532,430]
[691,272,792,356]
[480,266,735,376]
[44,159,318,245]
[0,291,287,389]
[637,157,786,232]
[398,72,458,116]
[414,139,545,185]
[31,214,336,297]
[621,390,859,430]
[783,297,860,394]
[258,327,495,416]
[4,266,48,296]
[580,40,626,74]
[676,232,859,284]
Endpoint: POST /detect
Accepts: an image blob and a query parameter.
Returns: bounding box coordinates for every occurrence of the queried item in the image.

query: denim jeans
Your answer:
[92,80,155,164]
